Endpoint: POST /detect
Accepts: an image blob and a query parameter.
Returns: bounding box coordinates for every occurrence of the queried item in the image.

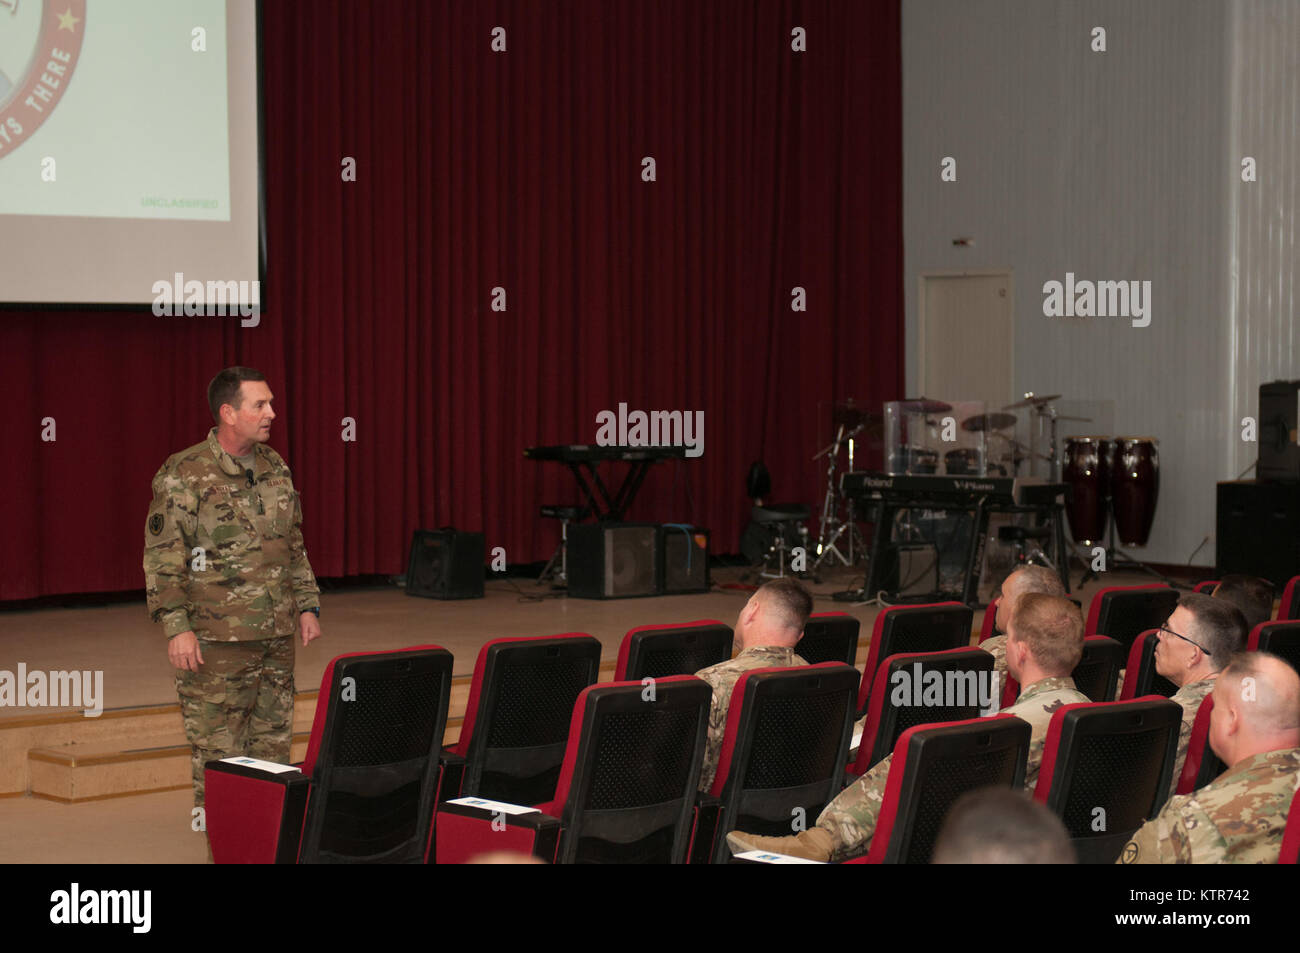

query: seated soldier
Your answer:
[980,563,1066,679]
[932,787,1075,864]
[1119,652,1300,864]
[1155,593,1247,793]
[693,577,811,792]
[1211,574,1275,632]
[726,593,1089,862]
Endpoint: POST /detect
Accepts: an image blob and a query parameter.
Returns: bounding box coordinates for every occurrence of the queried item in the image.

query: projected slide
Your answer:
[0,0,232,221]
[0,0,259,307]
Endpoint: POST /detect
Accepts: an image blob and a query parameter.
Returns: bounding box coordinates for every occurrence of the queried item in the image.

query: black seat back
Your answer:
[554,677,712,864]
[1038,698,1181,864]
[1251,621,1300,675]
[799,612,861,666]
[713,664,860,862]
[300,647,454,863]
[459,635,601,804]
[1090,586,1180,653]
[616,621,733,681]
[1072,636,1125,701]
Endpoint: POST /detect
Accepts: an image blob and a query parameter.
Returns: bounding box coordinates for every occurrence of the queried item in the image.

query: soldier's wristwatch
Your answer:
[304,606,320,617]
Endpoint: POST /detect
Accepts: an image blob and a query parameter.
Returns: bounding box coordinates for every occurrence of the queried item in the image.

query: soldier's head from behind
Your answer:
[1005,593,1084,684]
[1209,652,1300,768]
[932,787,1075,864]
[735,577,812,651]
[1211,575,1275,632]
[208,367,275,449]
[994,564,1065,634]
[1155,593,1247,686]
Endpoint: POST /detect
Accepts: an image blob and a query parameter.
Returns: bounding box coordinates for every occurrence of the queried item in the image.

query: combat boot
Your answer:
[725,827,834,861]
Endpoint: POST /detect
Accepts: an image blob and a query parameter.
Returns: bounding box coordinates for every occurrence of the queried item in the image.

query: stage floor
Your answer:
[0,564,1190,863]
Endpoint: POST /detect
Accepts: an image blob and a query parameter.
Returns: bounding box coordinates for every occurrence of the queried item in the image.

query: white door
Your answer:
[918,272,1014,410]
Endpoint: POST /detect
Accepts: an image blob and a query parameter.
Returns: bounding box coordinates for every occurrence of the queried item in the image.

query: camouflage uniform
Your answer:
[1167,676,1217,796]
[144,427,319,804]
[1118,748,1300,864]
[817,675,1089,861]
[980,634,1009,676]
[694,646,808,792]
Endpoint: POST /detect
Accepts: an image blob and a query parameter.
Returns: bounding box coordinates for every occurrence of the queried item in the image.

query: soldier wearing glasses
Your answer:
[1154,593,1248,792]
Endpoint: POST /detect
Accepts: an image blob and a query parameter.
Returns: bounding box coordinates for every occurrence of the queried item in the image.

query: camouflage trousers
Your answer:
[816,759,889,862]
[176,636,295,806]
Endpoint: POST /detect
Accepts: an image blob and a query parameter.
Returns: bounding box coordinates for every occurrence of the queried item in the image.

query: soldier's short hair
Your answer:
[1218,651,1300,734]
[1212,575,1274,632]
[1010,564,1066,598]
[1009,592,1084,674]
[933,787,1075,864]
[208,367,267,423]
[1178,592,1248,670]
[757,577,813,634]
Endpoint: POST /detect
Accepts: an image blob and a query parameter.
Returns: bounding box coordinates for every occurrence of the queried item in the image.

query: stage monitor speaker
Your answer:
[568,523,660,599]
[1216,481,1300,588]
[660,526,710,594]
[1258,380,1300,482]
[406,528,485,600]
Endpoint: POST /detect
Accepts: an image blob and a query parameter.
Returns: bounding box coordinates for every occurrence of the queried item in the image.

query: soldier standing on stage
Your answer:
[144,367,321,807]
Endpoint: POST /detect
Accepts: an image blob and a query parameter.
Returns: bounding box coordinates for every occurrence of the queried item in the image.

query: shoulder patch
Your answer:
[149,513,165,536]
[1120,841,1138,864]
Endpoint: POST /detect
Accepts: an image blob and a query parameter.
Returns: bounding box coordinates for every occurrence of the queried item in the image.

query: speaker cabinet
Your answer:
[567,523,660,599]
[405,529,485,599]
[660,526,710,594]
[1216,481,1300,588]
[1259,380,1300,482]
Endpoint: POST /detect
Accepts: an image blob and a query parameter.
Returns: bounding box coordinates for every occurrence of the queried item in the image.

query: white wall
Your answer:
[903,0,1296,567]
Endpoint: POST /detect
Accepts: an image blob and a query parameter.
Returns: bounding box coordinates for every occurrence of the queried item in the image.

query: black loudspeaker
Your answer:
[568,523,660,599]
[405,529,485,599]
[1258,380,1300,482]
[659,526,710,594]
[1216,481,1300,588]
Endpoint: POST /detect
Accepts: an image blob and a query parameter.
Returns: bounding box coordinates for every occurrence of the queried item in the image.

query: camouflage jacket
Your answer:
[144,428,319,641]
[1118,747,1300,864]
[1168,676,1217,794]
[694,646,808,793]
[1004,676,1091,792]
[981,633,1008,676]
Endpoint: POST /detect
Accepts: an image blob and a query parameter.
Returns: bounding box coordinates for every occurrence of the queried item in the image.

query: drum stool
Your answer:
[538,504,590,585]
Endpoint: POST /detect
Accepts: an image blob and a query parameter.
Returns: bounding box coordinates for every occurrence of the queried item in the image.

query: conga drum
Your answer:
[1111,437,1159,546]
[1062,437,1112,543]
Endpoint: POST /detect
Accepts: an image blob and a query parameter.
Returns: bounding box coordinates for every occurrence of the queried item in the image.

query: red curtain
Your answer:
[0,0,900,601]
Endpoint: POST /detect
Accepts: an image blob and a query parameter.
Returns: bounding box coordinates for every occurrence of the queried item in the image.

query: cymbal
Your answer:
[831,401,867,428]
[962,412,1018,432]
[1003,393,1062,410]
[898,397,952,414]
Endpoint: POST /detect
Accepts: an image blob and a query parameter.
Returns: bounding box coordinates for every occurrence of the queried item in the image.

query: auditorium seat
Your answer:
[445,633,601,805]
[1279,576,1300,621]
[978,597,1000,643]
[1193,580,1219,594]
[858,715,1031,864]
[206,645,454,863]
[1118,630,1180,700]
[614,620,732,681]
[1248,621,1300,674]
[851,647,994,775]
[1034,697,1181,863]
[997,635,1125,711]
[701,663,859,863]
[1280,789,1300,864]
[1175,695,1224,796]
[857,602,974,716]
[434,677,711,863]
[798,612,861,666]
[1085,584,1180,654]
